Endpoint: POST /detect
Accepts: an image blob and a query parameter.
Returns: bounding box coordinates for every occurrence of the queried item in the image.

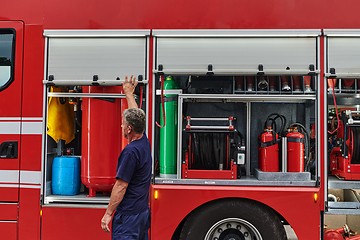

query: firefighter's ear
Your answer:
[127,125,133,134]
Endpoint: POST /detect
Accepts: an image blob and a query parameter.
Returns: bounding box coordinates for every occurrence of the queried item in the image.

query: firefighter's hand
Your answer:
[122,75,138,95]
[101,213,112,233]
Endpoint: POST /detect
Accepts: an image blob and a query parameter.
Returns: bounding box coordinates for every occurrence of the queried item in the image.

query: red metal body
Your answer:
[183,133,236,179]
[182,153,237,179]
[258,128,279,172]
[41,206,110,240]
[330,147,360,180]
[287,129,305,172]
[81,86,123,196]
[151,185,321,240]
[6,0,360,238]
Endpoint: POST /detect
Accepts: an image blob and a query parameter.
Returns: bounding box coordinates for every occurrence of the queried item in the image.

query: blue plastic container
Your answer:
[52,156,81,195]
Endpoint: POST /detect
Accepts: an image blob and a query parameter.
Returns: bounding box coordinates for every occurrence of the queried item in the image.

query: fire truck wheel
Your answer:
[179,198,287,240]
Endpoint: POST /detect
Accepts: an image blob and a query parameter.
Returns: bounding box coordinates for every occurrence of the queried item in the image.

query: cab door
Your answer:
[0,21,23,205]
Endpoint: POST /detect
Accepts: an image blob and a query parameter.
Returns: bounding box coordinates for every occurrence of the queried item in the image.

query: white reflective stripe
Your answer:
[0,122,20,134]
[21,122,43,135]
[0,184,41,189]
[0,117,21,121]
[22,117,43,121]
[20,170,41,185]
[0,117,43,121]
[19,184,41,189]
[0,122,42,135]
[0,170,19,183]
[0,184,18,188]
[0,170,42,189]
[0,118,43,135]
[0,170,42,184]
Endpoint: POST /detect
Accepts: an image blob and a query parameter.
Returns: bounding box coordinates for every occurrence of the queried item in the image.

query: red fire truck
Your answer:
[2,1,360,240]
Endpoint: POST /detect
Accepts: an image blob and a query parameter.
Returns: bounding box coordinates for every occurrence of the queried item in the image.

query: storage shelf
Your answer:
[155,176,316,187]
[328,176,360,189]
[327,202,360,215]
[180,93,316,103]
[44,193,110,204]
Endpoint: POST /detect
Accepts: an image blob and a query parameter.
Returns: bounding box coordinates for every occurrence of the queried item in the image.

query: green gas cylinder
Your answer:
[160,76,179,178]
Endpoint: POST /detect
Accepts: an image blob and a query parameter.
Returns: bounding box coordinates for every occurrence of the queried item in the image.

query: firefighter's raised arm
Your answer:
[122,75,138,109]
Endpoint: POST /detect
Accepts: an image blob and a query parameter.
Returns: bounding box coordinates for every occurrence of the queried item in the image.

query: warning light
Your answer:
[154,190,159,200]
[314,193,318,203]
[40,209,43,216]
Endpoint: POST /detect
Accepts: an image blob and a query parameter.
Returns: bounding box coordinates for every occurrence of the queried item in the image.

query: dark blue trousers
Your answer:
[112,209,151,240]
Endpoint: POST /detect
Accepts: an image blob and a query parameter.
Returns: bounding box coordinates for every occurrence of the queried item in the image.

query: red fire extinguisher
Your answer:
[286,127,305,172]
[258,127,279,172]
[324,225,348,240]
[324,224,360,240]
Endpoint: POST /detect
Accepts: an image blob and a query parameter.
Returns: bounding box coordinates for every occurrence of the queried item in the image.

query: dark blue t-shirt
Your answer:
[115,132,152,214]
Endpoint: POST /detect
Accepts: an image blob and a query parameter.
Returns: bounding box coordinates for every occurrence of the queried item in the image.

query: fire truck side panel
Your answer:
[18,188,41,240]
[0,203,17,220]
[18,137,42,240]
[19,135,42,172]
[0,20,23,204]
[21,24,44,118]
[151,185,321,240]
[14,23,44,240]
[41,207,111,240]
[147,37,154,145]
[36,0,360,30]
[318,36,326,210]
[0,221,17,240]
[1,0,360,238]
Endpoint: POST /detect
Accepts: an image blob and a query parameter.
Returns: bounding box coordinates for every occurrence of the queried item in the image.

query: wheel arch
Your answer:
[171,196,289,240]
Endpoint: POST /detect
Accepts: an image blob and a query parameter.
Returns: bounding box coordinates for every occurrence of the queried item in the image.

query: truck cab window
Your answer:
[0,31,14,91]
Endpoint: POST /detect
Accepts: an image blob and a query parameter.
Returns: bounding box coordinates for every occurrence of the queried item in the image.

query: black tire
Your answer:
[179,198,287,240]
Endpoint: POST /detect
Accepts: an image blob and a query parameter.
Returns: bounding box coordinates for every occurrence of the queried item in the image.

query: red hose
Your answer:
[328,78,340,135]
[156,75,165,128]
[139,86,143,109]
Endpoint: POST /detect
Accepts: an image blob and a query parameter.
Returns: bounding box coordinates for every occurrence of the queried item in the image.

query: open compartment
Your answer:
[152,74,318,187]
[41,30,150,204]
[152,30,320,186]
[325,29,360,230]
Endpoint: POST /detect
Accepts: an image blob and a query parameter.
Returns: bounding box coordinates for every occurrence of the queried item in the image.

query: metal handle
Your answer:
[190,118,231,121]
[187,126,233,130]
[186,117,234,131]
[0,141,18,159]
[43,79,149,86]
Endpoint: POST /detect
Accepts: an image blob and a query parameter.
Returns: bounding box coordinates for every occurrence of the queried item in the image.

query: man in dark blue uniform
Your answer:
[101,75,152,240]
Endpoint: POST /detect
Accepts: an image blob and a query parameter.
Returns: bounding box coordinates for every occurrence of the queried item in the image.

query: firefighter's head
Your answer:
[122,108,146,139]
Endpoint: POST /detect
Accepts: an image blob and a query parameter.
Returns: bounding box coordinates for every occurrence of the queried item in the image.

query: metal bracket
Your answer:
[92,75,99,86]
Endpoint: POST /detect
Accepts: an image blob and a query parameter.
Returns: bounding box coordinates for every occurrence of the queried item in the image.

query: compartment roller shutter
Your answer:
[47,35,147,81]
[325,30,360,77]
[154,30,319,73]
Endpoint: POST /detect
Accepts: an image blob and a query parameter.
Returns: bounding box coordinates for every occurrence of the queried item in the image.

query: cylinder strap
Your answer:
[259,139,281,148]
[163,96,178,102]
[287,137,305,143]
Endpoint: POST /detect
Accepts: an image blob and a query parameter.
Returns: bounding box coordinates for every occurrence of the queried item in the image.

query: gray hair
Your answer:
[123,108,146,134]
